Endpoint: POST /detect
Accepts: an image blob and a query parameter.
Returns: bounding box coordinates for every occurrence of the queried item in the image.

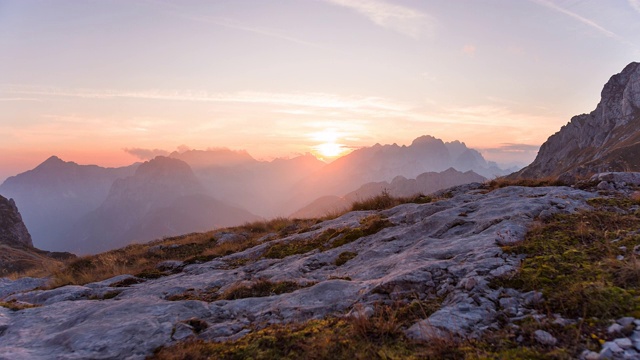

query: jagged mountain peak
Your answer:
[512,61,640,180]
[134,156,195,178]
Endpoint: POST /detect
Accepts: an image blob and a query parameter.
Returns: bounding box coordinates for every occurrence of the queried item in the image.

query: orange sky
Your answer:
[1,0,640,181]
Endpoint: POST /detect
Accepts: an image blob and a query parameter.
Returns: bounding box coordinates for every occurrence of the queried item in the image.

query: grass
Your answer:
[38,218,319,288]
[150,299,583,360]
[493,195,640,320]
[351,189,433,212]
[0,300,40,311]
[150,302,459,360]
[485,177,566,190]
[335,251,357,266]
[263,214,393,259]
[167,279,313,302]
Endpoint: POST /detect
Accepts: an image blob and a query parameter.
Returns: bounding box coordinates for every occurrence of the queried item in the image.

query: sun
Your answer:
[315,142,345,158]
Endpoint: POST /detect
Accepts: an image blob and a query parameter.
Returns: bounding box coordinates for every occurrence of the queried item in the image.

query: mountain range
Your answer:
[0,136,508,254]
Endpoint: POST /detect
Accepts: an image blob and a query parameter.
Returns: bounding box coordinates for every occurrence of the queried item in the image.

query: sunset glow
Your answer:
[1,1,639,181]
[314,142,348,159]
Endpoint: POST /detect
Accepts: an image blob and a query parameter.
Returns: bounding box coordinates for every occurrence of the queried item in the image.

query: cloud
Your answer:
[146,1,324,49]
[529,0,619,39]
[123,147,170,160]
[323,0,435,38]
[462,44,476,56]
[630,0,640,13]
[4,85,411,113]
[481,143,540,153]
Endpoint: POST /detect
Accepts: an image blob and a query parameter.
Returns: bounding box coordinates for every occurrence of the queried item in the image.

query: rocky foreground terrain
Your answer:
[4,173,640,359]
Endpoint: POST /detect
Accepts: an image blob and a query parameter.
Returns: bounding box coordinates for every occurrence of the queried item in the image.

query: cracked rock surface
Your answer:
[0,184,595,359]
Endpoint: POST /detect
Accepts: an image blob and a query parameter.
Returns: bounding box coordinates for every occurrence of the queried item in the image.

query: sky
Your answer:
[1,0,640,182]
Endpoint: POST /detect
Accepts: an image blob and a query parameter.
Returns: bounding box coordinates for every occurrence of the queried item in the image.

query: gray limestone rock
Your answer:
[0,183,597,359]
[0,195,32,248]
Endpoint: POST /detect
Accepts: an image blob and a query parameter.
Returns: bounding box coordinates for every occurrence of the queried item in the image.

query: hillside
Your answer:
[512,62,640,181]
[292,167,486,219]
[3,176,640,358]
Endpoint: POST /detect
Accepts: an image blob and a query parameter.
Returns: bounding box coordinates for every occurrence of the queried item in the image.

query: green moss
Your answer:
[88,290,122,300]
[263,215,393,260]
[0,300,39,311]
[335,251,358,266]
[220,279,313,300]
[493,200,640,319]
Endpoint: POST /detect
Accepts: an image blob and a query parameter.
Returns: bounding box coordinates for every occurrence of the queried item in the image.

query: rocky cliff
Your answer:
[0,195,74,275]
[0,195,32,248]
[512,62,640,181]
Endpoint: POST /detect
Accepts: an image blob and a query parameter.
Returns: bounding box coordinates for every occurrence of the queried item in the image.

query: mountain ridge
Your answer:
[511,62,640,180]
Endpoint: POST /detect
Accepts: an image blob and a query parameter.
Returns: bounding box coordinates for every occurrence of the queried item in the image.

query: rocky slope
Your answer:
[512,62,640,181]
[0,195,32,248]
[292,167,486,219]
[0,179,607,359]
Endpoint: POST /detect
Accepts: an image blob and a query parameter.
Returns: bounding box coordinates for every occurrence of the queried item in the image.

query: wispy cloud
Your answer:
[180,14,325,49]
[323,0,435,38]
[3,85,410,112]
[0,97,41,102]
[148,0,324,49]
[630,0,640,13]
[123,147,170,160]
[529,0,619,39]
[481,143,540,153]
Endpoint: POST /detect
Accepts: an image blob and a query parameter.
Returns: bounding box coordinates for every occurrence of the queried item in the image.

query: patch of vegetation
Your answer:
[109,277,146,288]
[220,279,314,300]
[167,279,312,302]
[493,195,640,319]
[351,190,435,212]
[0,300,39,311]
[88,290,122,300]
[335,251,357,266]
[152,300,579,360]
[151,303,456,360]
[166,287,221,302]
[485,177,566,190]
[39,218,320,288]
[264,215,393,259]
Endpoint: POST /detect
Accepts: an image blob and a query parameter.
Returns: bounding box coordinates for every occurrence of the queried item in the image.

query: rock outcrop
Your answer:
[0,195,32,248]
[0,195,74,275]
[0,182,596,359]
[512,62,640,181]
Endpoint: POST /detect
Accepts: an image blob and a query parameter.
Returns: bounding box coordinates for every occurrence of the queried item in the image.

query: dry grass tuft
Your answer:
[485,176,566,190]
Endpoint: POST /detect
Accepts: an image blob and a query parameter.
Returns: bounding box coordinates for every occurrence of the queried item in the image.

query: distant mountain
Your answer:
[0,194,74,275]
[174,151,325,217]
[511,62,640,181]
[64,156,259,254]
[169,148,257,169]
[0,156,138,251]
[292,168,486,219]
[282,136,505,215]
